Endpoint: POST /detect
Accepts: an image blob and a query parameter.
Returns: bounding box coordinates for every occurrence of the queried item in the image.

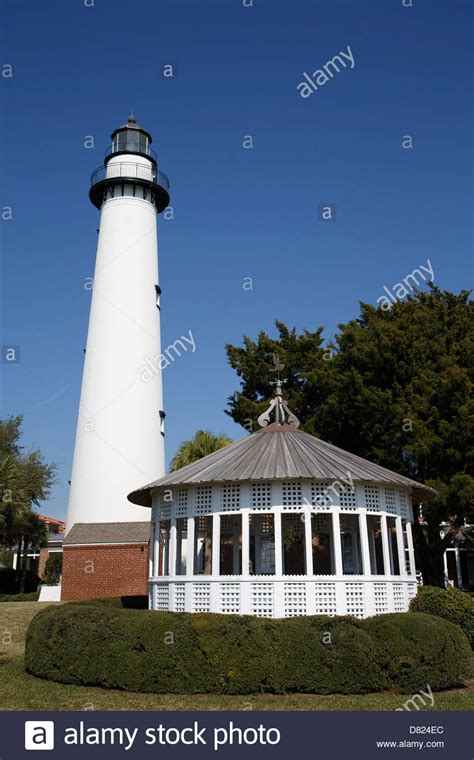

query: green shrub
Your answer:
[25,605,474,695]
[0,591,39,602]
[42,554,62,585]
[409,585,474,647]
[363,612,474,693]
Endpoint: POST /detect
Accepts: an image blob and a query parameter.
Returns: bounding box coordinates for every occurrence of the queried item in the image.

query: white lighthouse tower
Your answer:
[66,115,170,531]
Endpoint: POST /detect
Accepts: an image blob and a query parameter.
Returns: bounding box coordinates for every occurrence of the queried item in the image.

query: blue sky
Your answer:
[1,0,472,521]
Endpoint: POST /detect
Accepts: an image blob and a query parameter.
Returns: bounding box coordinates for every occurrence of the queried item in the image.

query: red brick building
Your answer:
[61,522,149,601]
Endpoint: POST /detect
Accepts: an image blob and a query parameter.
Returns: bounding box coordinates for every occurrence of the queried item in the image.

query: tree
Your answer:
[42,552,63,585]
[225,322,331,436]
[170,430,232,471]
[226,287,473,587]
[0,416,57,591]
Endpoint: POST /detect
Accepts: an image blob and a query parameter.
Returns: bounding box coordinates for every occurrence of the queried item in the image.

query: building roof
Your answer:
[37,514,66,527]
[64,522,150,546]
[128,423,434,508]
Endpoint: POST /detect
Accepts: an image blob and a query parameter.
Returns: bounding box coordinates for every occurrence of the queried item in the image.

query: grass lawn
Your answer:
[1,602,473,712]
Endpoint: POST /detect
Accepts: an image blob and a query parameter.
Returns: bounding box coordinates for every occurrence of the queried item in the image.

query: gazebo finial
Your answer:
[257,355,300,428]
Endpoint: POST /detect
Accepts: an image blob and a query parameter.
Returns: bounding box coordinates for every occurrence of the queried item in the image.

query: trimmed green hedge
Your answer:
[25,605,474,695]
[409,585,474,648]
[0,591,39,603]
[363,612,473,693]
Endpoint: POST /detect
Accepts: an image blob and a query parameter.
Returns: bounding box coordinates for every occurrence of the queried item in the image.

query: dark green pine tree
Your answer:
[225,287,474,587]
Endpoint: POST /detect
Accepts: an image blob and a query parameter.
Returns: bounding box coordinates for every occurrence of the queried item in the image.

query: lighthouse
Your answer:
[62,116,170,601]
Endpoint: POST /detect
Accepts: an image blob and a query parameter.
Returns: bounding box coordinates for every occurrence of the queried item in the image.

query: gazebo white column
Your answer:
[210,514,220,612]
[149,523,155,577]
[405,521,415,576]
[332,512,343,575]
[212,514,220,575]
[358,512,371,575]
[184,516,195,611]
[242,511,250,575]
[304,512,313,576]
[186,517,195,576]
[241,509,251,614]
[153,527,160,577]
[254,515,262,574]
[380,514,391,575]
[274,509,283,576]
[395,517,406,576]
[169,518,177,577]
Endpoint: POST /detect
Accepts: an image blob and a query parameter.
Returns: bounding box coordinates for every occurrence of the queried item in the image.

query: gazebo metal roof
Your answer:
[128,421,433,507]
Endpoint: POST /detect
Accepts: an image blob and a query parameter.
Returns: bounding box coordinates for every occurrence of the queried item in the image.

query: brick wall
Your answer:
[38,547,61,578]
[61,543,149,601]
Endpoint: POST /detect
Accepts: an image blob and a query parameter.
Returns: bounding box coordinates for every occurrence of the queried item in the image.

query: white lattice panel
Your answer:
[195,486,212,515]
[311,482,331,509]
[407,583,417,602]
[155,585,169,611]
[251,482,272,509]
[193,582,211,612]
[284,582,306,617]
[365,485,380,512]
[338,483,357,509]
[393,583,406,611]
[373,582,388,614]
[345,582,365,618]
[398,490,409,518]
[250,583,274,617]
[176,488,188,517]
[174,583,185,612]
[282,481,302,507]
[220,583,240,614]
[314,582,337,615]
[221,484,240,511]
[384,488,397,514]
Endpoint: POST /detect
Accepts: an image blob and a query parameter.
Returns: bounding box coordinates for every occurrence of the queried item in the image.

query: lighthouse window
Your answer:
[155,284,162,310]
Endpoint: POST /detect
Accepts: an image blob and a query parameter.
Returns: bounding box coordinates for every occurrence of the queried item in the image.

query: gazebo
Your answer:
[128,385,431,618]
